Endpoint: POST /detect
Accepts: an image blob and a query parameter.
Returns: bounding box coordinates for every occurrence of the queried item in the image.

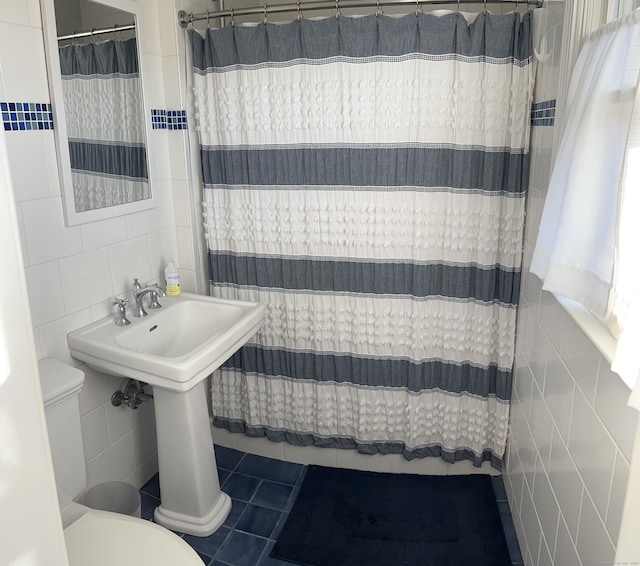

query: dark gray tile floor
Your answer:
[140,446,523,566]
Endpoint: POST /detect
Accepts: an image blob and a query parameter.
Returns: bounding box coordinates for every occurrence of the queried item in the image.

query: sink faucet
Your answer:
[112,298,131,326]
[132,278,167,317]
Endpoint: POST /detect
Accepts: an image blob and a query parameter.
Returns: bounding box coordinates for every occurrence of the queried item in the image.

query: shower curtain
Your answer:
[59,38,149,211]
[190,11,533,469]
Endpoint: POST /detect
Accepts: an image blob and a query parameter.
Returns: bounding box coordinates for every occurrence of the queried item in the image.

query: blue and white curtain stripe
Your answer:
[59,38,149,212]
[190,11,533,469]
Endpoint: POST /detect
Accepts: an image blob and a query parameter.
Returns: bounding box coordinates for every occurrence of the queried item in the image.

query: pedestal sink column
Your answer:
[152,379,231,536]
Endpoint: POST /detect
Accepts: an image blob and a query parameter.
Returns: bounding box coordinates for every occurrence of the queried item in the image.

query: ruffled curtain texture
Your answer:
[190,12,534,469]
[59,37,149,211]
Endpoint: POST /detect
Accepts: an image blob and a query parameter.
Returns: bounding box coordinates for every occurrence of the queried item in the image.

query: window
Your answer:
[531,8,640,395]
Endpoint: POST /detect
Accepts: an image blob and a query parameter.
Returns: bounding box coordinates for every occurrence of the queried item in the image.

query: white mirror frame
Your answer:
[40,0,158,226]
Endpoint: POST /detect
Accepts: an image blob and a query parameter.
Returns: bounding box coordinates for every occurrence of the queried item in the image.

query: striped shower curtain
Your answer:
[59,38,149,211]
[190,11,533,469]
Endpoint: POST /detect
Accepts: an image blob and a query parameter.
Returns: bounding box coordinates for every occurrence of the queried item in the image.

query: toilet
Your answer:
[38,358,204,566]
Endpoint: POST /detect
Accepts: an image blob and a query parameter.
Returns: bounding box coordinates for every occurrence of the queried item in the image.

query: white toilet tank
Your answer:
[38,359,207,566]
[38,358,87,507]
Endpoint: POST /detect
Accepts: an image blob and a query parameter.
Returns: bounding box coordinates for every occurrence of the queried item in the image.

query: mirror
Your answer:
[41,0,157,226]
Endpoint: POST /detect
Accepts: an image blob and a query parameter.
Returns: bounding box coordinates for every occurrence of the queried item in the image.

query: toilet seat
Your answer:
[64,510,204,566]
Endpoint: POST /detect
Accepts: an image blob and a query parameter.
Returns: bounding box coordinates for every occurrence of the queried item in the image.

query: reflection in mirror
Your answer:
[41,0,155,225]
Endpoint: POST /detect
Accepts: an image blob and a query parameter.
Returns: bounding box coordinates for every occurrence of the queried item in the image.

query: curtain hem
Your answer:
[213,417,503,471]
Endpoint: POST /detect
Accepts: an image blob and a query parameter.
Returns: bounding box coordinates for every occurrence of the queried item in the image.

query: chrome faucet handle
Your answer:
[112,297,131,326]
[148,290,163,310]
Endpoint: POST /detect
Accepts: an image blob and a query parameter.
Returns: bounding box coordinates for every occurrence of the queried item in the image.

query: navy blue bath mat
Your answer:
[271,466,511,566]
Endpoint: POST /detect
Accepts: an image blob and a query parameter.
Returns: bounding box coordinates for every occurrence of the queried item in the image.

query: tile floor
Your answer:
[140,446,524,566]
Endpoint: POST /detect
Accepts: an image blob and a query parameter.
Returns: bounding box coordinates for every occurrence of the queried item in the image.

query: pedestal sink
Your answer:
[68,292,266,536]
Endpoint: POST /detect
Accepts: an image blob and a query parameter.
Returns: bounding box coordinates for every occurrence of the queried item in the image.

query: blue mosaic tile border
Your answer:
[151,109,165,129]
[151,109,187,130]
[2,101,54,131]
[531,99,556,127]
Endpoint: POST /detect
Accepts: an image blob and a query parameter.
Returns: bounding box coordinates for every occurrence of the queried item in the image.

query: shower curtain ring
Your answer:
[297,0,302,20]
[335,0,341,19]
[376,0,382,17]
[230,7,235,26]
[416,0,422,16]
[264,4,268,24]
[206,10,210,27]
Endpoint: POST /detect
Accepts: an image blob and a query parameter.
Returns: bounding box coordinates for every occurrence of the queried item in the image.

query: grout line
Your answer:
[148,452,525,565]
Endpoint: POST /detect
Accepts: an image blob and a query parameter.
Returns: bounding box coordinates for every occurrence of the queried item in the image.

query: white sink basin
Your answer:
[68,291,266,537]
[68,292,265,392]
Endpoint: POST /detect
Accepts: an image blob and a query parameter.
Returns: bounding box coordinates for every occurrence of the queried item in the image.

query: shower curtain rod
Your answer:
[178,0,541,28]
[57,23,135,42]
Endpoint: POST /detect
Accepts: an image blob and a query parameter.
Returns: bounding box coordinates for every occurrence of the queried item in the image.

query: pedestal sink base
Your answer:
[154,491,231,537]
[153,381,230,537]
[66,292,266,536]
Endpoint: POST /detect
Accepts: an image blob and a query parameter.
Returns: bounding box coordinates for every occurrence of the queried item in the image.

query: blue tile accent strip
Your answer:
[1,101,54,131]
[151,108,187,130]
[151,108,166,129]
[531,99,556,127]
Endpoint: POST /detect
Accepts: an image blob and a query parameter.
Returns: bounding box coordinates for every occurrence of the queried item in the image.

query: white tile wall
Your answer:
[576,492,615,565]
[81,405,110,461]
[85,432,136,487]
[131,411,158,467]
[21,197,84,265]
[554,515,581,566]
[25,260,66,327]
[561,316,601,402]
[108,236,154,296]
[1,0,42,28]
[568,388,617,517]
[504,3,639,566]
[80,216,129,251]
[606,452,630,543]
[78,366,123,416]
[595,363,639,462]
[0,22,50,100]
[60,249,114,313]
[0,0,193,492]
[38,309,93,365]
[547,427,583,539]
[5,132,59,201]
[6,0,637,550]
